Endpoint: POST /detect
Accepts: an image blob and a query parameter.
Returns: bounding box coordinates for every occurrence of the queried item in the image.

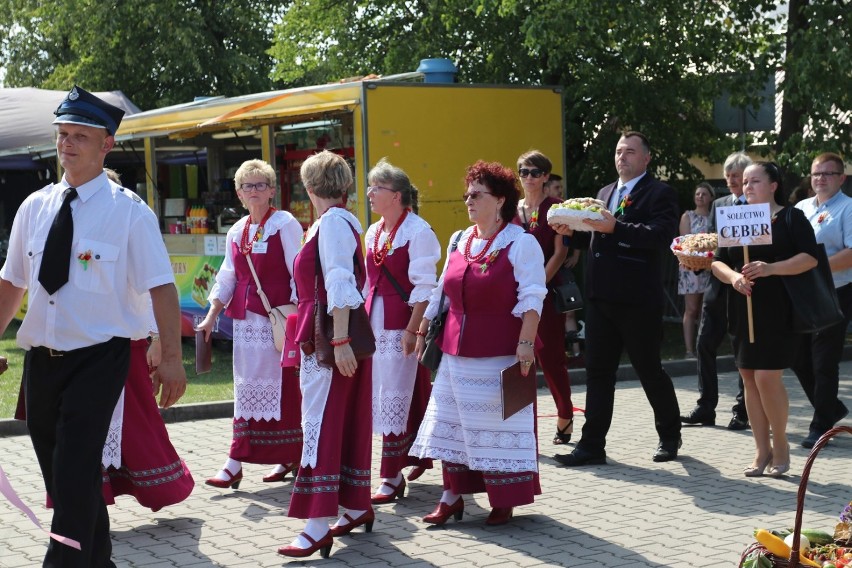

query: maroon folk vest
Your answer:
[436,241,521,358]
[292,223,366,344]
[225,231,293,320]
[365,241,415,330]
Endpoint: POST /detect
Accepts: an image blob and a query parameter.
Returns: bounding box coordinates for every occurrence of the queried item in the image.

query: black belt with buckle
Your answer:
[31,346,68,357]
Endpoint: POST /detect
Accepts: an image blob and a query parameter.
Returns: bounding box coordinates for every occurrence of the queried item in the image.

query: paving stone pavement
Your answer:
[1,366,850,567]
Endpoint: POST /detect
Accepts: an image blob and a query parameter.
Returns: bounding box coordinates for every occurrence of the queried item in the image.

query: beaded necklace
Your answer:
[463,222,505,264]
[238,207,275,255]
[372,209,408,266]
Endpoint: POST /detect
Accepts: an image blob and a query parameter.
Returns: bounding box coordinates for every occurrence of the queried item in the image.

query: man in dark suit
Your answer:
[553,131,682,465]
[680,152,751,429]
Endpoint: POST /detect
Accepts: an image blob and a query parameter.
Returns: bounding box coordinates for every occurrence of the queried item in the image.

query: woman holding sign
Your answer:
[711,161,818,478]
[410,161,546,527]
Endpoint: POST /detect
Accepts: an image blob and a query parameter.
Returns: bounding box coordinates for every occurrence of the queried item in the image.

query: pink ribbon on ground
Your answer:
[0,463,81,550]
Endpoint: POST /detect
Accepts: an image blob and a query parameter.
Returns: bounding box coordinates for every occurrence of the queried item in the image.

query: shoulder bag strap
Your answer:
[435,231,464,317]
[380,264,410,303]
[245,253,274,314]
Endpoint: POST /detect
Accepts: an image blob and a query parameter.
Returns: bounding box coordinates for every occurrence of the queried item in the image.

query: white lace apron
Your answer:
[233,311,284,421]
[370,296,419,435]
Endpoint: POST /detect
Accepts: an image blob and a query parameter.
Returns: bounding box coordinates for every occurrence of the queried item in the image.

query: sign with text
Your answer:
[716,203,773,247]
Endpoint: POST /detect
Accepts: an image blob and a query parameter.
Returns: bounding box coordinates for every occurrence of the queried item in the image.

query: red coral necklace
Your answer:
[463,223,505,264]
[372,210,408,266]
[239,207,275,255]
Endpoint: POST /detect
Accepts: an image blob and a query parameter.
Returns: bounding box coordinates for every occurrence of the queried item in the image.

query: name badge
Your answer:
[252,241,268,253]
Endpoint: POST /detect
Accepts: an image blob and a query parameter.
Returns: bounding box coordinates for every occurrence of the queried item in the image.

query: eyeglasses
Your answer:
[518,168,545,179]
[367,185,395,194]
[810,172,843,179]
[463,190,493,201]
[239,182,271,192]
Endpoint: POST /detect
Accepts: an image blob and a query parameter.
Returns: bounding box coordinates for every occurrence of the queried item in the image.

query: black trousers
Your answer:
[577,299,681,454]
[791,283,852,433]
[695,284,747,419]
[24,337,130,568]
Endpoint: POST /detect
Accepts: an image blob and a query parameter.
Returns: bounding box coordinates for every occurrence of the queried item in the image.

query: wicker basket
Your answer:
[670,234,715,271]
[738,425,852,568]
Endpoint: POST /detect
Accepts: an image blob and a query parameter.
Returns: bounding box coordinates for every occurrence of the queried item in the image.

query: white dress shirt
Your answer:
[1,172,174,350]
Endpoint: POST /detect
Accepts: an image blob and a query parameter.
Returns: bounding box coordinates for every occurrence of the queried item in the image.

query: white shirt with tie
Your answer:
[610,172,647,212]
[1,172,174,351]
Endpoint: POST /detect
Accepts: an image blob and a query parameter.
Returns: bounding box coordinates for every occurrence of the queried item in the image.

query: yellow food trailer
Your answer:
[114,66,565,337]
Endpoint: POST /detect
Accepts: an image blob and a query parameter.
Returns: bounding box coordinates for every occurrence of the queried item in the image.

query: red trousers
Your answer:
[537,295,573,418]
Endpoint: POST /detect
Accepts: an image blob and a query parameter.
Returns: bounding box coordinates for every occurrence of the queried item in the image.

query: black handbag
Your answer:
[781,209,844,333]
[420,232,462,371]
[550,268,583,313]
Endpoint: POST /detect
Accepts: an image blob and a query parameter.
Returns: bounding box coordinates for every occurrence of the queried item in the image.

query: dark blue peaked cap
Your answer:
[52,85,125,136]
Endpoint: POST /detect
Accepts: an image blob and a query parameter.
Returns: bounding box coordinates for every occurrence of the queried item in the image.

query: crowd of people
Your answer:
[0,87,848,565]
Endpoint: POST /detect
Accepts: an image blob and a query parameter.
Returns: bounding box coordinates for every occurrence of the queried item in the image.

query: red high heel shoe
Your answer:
[204,468,242,489]
[422,498,464,525]
[407,466,426,482]
[486,507,513,526]
[329,508,375,537]
[371,477,406,505]
[277,531,333,559]
[262,463,297,483]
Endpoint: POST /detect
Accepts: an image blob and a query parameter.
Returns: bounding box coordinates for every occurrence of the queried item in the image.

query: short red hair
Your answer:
[464,160,519,222]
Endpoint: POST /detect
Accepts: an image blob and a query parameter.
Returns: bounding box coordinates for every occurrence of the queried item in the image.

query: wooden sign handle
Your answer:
[743,245,755,343]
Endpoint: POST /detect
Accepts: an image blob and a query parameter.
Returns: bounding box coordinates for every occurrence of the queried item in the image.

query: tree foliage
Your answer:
[1,0,847,193]
[0,0,288,110]
[270,0,849,195]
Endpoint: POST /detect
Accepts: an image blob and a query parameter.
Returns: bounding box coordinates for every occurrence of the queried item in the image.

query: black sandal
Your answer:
[553,418,574,445]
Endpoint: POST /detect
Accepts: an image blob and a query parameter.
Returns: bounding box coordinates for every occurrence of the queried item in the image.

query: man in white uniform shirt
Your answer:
[0,86,186,568]
[792,152,851,448]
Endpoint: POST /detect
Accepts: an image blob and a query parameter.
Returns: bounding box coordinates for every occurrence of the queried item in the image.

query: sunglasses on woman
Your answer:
[518,168,545,178]
[462,190,493,201]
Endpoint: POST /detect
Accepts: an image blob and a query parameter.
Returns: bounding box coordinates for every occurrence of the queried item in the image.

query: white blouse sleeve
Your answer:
[277,216,303,304]
[423,231,460,321]
[407,227,441,305]
[509,233,547,317]
[319,214,364,312]
[208,226,239,305]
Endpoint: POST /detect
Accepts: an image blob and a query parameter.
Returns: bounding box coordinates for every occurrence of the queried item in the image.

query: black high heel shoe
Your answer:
[553,418,574,445]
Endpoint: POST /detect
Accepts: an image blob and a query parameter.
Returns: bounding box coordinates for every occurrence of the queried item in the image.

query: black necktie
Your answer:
[38,187,77,295]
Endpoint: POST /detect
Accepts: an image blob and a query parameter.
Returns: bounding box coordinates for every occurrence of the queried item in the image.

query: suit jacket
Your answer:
[572,173,679,306]
[704,193,739,303]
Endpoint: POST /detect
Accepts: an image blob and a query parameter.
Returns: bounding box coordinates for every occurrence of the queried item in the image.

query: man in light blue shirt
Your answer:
[792,152,851,448]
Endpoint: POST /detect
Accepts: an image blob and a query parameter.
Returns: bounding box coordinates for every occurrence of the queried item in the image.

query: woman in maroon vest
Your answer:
[197,159,304,489]
[364,159,440,504]
[513,150,574,445]
[278,151,373,559]
[410,161,547,527]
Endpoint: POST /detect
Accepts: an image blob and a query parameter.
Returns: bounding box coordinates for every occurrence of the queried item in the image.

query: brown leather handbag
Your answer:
[310,231,376,369]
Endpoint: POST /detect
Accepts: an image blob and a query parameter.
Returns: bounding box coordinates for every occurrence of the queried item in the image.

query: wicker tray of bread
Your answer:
[671,233,718,270]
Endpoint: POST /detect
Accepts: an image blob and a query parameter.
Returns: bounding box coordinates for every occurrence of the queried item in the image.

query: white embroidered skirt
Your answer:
[410,353,537,473]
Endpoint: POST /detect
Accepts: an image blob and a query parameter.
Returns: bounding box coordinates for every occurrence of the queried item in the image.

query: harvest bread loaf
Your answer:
[546,198,609,231]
